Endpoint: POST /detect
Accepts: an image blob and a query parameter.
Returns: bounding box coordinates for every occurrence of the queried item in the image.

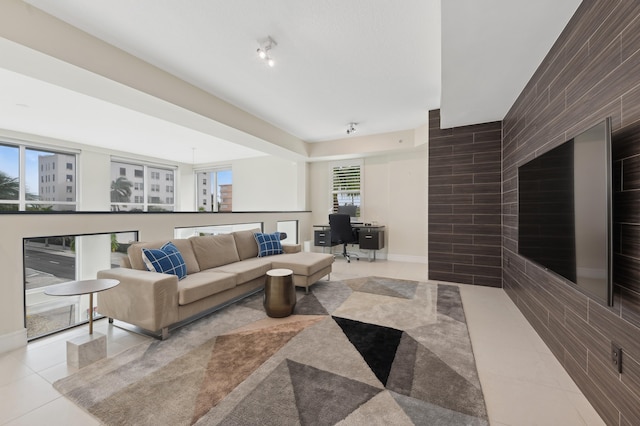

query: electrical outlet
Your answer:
[612,342,623,374]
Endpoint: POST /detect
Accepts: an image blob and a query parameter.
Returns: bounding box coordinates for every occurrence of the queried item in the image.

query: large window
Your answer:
[0,142,77,211]
[196,169,232,212]
[175,222,260,238]
[110,160,175,211]
[24,231,137,340]
[331,160,362,218]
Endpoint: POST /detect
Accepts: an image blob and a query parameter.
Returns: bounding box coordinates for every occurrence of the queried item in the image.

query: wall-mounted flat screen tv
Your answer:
[518,118,612,306]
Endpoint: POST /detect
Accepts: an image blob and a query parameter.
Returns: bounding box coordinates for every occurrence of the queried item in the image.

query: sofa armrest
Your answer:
[282,244,302,254]
[97,268,179,333]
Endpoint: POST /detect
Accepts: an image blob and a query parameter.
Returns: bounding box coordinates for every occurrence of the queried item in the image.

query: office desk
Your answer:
[313,224,385,261]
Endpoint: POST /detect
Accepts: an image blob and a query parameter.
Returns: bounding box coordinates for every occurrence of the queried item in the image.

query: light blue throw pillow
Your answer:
[254,232,283,257]
[142,242,187,280]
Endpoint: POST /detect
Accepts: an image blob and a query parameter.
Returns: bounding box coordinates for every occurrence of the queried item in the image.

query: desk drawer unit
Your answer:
[359,230,384,250]
[314,230,332,247]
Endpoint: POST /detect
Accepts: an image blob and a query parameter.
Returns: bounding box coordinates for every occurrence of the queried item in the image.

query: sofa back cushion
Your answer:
[120,256,132,268]
[233,228,261,260]
[127,239,200,275]
[190,233,241,270]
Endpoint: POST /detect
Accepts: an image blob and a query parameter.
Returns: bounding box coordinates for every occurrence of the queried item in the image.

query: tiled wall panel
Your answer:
[428,109,502,287]
[502,1,640,424]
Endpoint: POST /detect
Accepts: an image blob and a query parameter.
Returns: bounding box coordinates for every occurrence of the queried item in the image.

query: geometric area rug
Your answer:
[53,276,489,425]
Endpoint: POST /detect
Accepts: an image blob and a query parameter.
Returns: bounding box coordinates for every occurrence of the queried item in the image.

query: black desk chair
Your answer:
[329,213,359,263]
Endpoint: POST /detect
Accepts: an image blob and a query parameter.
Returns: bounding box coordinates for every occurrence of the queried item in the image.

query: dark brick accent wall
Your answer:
[428,109,502,287]
[503,1,640,424]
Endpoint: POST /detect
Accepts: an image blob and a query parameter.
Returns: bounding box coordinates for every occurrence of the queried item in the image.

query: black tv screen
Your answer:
[518,118,612,305]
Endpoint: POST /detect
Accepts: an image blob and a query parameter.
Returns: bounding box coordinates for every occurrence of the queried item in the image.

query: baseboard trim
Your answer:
[386,254,428,264]
[0,328,27,355]
[314,250,428,264]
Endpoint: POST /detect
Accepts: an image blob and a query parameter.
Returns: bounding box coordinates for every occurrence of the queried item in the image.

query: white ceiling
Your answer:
[0,67,267,164]
[441,0,581,128]
[1,0,581,164]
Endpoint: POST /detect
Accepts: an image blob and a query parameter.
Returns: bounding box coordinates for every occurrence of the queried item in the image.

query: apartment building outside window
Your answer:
[196,168,232,212]
[0,142,77,211]
[110,160,176,212]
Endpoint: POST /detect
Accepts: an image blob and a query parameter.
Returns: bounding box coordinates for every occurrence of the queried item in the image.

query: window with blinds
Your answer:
[331,161,362,217]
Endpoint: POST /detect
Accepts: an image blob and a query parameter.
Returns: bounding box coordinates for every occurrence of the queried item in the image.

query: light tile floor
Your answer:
[0,259,605,425]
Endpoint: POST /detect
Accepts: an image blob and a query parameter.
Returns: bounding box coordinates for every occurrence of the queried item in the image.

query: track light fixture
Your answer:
[256,36,277,67]
[346,122,358,135]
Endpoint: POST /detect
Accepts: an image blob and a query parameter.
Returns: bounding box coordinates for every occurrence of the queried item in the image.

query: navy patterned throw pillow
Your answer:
[254,232,283,257]
[142,241,187,280]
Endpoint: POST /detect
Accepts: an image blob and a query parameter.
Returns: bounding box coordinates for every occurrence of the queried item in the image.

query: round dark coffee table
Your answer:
[264,269,296,318]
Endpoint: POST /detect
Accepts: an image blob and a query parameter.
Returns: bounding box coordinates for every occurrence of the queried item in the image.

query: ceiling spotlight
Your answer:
[257,36,277,67]
[346,123,357,135]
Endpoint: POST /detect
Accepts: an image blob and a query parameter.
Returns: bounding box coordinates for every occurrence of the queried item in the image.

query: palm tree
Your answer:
[0,171,20,211]
[110,177,133,211]
[0,171,19,200]
[0,171,42,211]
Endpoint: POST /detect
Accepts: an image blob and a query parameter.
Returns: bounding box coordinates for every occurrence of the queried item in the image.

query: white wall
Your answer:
[178,164,196,211]
[368,150,429,261]
[309,147,428,262]
[233,156,306,211]
[79,150,111,210]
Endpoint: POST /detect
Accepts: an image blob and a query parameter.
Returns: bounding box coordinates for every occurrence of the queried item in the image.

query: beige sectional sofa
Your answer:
[96,229,333,339]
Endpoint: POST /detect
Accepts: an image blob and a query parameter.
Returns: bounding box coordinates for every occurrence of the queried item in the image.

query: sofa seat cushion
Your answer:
[215,257,273,283]
[178,271,236,305]
[270,253,334,276]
